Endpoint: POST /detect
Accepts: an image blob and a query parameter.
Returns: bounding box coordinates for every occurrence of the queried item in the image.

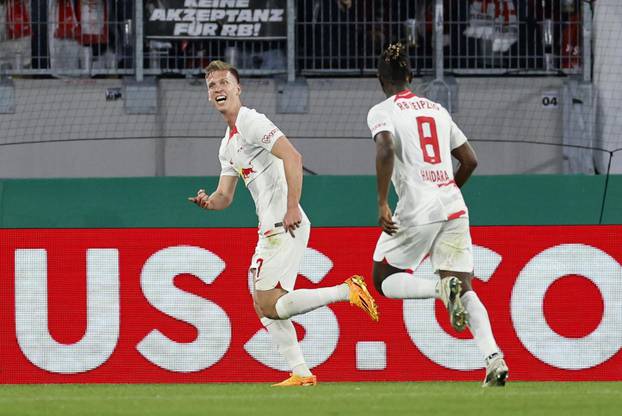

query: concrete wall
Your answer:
[0,76,566,178]
[594,0,622,174]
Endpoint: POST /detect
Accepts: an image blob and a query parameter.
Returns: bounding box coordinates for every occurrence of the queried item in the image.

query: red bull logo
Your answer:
[240,167,255,179]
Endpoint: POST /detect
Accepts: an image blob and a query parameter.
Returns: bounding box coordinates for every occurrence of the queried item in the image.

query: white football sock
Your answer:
[381,272,437,299]
[275,284,349,319]
[261,317,312,377]
[461,291,500,359]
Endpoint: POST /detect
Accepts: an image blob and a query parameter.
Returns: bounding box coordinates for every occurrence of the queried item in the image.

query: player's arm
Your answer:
[188,175,238,211]
[374,131,398,235]
[271,136,303,235]
[451,142,478,188]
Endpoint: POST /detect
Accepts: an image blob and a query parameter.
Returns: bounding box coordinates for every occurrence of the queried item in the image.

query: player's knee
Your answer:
[258,303,280,320]
[255,296,279,319]
[372,262,389,297]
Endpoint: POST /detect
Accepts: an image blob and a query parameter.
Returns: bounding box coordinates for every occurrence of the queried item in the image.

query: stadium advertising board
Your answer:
[1,226,620,383]
[145,0,286,39]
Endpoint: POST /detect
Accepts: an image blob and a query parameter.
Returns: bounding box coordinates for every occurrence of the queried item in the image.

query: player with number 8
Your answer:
[367,42,509,387]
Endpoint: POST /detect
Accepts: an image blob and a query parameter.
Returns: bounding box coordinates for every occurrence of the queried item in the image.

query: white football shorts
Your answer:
[373,217,473,273]
[250,221,310,291]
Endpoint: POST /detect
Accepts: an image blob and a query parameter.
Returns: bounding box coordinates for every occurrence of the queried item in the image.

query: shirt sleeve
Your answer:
[449,119,468,150]
[219,141,238,177]
[238,109,284,152]
[367,105,395,139]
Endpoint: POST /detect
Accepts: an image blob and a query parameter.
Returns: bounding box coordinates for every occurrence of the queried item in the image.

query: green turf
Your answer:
[0,382,620,416]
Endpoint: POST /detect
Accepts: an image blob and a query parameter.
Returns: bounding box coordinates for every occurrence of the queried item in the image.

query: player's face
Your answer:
[206,70,241,113]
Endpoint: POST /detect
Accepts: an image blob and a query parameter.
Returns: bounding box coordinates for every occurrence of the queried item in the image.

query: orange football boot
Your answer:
[345,275,379,322]
[271,373,317,387]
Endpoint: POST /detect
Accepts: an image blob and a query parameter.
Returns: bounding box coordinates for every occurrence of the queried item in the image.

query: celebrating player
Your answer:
[189,60,379,387]
[367,43,508,387]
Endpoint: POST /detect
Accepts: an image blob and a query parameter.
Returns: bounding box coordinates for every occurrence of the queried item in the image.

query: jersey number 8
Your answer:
[416,116,441,164]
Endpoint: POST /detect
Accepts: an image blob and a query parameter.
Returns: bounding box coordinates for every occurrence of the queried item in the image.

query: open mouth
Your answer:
[215,95,227,104]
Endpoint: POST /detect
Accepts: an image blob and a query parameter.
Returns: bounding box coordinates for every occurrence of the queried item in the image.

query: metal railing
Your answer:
[444,0,584,75]
[0,1,134,77]
[0,0,588,79]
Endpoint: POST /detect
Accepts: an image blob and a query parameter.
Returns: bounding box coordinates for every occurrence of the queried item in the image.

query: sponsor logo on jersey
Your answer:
[396,100,441,111]
[261,127,280,144]
[370,122,387,132]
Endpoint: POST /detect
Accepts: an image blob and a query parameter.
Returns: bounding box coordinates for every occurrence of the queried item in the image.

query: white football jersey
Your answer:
[219,106,308,235]
[367,90,469,226]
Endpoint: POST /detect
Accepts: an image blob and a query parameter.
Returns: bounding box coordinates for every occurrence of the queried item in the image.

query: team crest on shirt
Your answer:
[240,166,256,180]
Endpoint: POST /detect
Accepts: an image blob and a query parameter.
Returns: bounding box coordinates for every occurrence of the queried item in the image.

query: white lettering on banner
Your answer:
[220,24,237,36]
[238,9,252,22]
[137,246,231,373]
[253,9,269,21]
[236,24,254,37]
[511,244,622,370]
[404,245,503,370]
[151,7,283,23]
[150,9,166,21]
[174,22,218,36]
[225,9,240,21]
[212,9,226,20]
[166,9,184,21]
[11,241,622,376]
[187,0,250,7]
[269,9,283,22]
[174,22,188,35]
[196,9,210,21]
[244,248,339,371]
[15,249,120,374]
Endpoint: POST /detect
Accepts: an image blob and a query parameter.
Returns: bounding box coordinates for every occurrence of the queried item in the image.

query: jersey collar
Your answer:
[394,89,417,101]
[228,125,238,141]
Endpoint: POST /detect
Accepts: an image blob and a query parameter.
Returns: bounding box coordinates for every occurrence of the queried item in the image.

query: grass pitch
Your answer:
[0,382,620,416]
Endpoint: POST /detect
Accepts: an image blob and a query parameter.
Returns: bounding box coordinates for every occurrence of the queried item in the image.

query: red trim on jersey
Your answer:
[228,125,238,141]
[437,180,456,188]
[447,210,466,221]
[394,89,417,101]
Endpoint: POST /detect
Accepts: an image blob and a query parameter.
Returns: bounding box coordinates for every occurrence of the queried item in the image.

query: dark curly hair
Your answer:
[378,42,412,85]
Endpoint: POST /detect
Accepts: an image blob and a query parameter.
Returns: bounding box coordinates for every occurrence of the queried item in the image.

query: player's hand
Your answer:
[283,206,303,237]
[378,202,398,235]
[188,189,213,210]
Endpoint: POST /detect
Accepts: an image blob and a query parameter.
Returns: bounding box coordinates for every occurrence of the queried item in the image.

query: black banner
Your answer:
[145,0,286,39]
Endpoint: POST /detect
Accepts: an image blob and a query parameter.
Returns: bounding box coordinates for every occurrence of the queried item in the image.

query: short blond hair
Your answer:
[204,60,240,83]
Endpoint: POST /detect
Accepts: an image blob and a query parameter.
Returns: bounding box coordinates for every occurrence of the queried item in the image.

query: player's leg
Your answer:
[254,223,378,321]
[373,261,438,299]
[439,269,508,386]
[251,272,315,384]
[436,270,470,332]
[264,276,377,321]
[249,232,315,386]
[372,222,440,300]
[432,218,508,386]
